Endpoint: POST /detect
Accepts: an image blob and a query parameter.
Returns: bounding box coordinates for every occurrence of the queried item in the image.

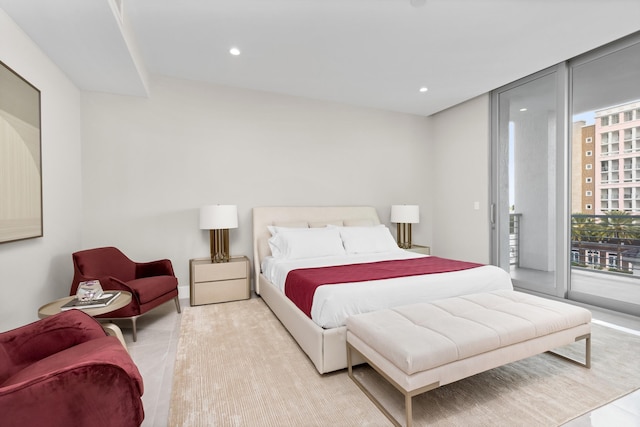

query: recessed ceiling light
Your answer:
[520,108,528,112]
[419,87,428,93]
[229,47,241,56]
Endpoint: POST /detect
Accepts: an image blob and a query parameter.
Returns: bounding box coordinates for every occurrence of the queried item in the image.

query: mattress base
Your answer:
[258,273,364,373]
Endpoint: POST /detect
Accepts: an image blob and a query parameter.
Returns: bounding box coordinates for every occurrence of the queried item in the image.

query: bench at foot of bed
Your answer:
[346,289,592,427]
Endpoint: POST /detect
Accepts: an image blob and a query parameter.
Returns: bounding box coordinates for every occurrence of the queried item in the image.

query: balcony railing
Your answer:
[509,213,521,266]
[509,213,640,275]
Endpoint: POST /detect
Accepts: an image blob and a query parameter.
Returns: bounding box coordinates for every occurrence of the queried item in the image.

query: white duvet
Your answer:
[261,251,513,328]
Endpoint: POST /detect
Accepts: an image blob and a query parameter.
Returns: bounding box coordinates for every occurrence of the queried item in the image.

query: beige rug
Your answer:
[169,298,640,426]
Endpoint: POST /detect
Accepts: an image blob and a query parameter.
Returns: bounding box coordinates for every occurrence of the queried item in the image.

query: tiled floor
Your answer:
[123,296,640,427]
[122,299,183,427]
[561,313,640,426]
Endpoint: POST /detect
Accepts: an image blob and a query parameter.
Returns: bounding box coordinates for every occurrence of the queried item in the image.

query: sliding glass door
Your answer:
[490,66,568,297]
[569,36,640,315]
[491,31,640,316]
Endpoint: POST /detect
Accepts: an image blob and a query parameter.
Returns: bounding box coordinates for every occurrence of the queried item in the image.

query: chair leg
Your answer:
[131,317,138,342]
[174,295,181,313]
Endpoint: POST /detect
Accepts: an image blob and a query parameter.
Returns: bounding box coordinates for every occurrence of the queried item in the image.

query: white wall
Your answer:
[0,9,83,331]
[80,75,433,294]
[430,94,491,263]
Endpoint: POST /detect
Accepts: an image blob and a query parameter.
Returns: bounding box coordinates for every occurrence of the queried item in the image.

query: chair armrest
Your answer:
[71,269,137,295]
[73,275,136,296]
[0,311,106,374]
[87,276,143,310]
[136,259,175,278]
[0,337,144,427]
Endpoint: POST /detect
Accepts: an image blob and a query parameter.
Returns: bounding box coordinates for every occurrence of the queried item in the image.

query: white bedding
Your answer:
[261,251,514,328]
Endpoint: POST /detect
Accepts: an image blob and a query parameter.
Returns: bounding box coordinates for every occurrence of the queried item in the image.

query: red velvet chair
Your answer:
[0,310,144,427]
[71,246,181,341]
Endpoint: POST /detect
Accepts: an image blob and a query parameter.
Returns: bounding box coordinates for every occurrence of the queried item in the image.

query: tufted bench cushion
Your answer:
[346,290,592,427]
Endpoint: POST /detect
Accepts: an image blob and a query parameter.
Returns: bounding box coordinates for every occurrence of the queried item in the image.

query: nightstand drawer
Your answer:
[192,279,249,305]
[189,256,250,306]
[193,260,247,282]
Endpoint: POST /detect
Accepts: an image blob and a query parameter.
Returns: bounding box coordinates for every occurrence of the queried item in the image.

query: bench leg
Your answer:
[405,393,413,427]
[547,333,591,368]
[347,342,439,427]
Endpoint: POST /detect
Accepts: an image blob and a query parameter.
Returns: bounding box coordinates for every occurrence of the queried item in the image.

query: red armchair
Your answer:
[0,310,144,427]
[71,246,181,341]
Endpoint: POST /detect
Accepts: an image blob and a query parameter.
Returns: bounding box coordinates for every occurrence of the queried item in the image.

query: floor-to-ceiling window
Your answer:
[491,32,640,317]
[569,36,640,315]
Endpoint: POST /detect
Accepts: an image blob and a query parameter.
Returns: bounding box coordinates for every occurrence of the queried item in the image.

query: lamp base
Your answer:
[210,229,230,263]
[396,223,412,249]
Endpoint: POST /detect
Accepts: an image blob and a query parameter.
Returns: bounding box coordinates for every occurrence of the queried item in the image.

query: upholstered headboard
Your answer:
[251,206,381,294]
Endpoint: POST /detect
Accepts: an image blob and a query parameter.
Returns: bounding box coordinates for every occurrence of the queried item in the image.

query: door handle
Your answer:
[490,203,496,226]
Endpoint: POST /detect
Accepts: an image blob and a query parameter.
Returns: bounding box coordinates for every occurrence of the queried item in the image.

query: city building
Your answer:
[596,100,640,213]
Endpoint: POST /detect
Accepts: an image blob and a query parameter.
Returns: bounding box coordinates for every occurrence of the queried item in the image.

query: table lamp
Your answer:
[390,205,419,249]
[200,205,238,263]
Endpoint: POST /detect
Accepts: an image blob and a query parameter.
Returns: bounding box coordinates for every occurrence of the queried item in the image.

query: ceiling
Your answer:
[1,0,639,117]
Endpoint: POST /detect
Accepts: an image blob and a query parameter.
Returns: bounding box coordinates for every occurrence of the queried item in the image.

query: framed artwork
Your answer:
[0,60,42,243]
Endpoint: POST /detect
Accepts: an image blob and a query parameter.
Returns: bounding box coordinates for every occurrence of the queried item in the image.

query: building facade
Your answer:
[582,124,596,213]
[595,100,640,214]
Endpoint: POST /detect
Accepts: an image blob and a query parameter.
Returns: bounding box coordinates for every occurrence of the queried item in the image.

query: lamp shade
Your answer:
[390,205,419,224]
[199,205,238,230]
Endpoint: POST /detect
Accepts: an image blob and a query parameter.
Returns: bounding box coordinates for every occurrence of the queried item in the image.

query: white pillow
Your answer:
[336,225,400,254]
[267,225,308,236]
[309,220,344,228]
[268,227,346,259]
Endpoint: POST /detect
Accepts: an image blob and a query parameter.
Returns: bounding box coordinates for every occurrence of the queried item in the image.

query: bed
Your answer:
[252,206,513,374]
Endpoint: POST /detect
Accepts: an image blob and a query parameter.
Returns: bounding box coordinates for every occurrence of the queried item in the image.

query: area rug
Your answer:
[168,298,640,426]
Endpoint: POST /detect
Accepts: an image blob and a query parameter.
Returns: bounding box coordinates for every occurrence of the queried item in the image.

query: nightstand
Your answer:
[189,256,250,306]
[406,244,431,255]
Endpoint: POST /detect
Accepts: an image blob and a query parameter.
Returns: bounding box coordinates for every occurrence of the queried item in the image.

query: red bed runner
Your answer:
[284,256,484,318]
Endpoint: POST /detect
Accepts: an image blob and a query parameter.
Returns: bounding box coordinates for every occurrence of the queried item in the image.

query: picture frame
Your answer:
[0,60,42,243]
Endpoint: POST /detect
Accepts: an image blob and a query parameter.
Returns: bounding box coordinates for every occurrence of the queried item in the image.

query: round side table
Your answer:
[38,291,132,349]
